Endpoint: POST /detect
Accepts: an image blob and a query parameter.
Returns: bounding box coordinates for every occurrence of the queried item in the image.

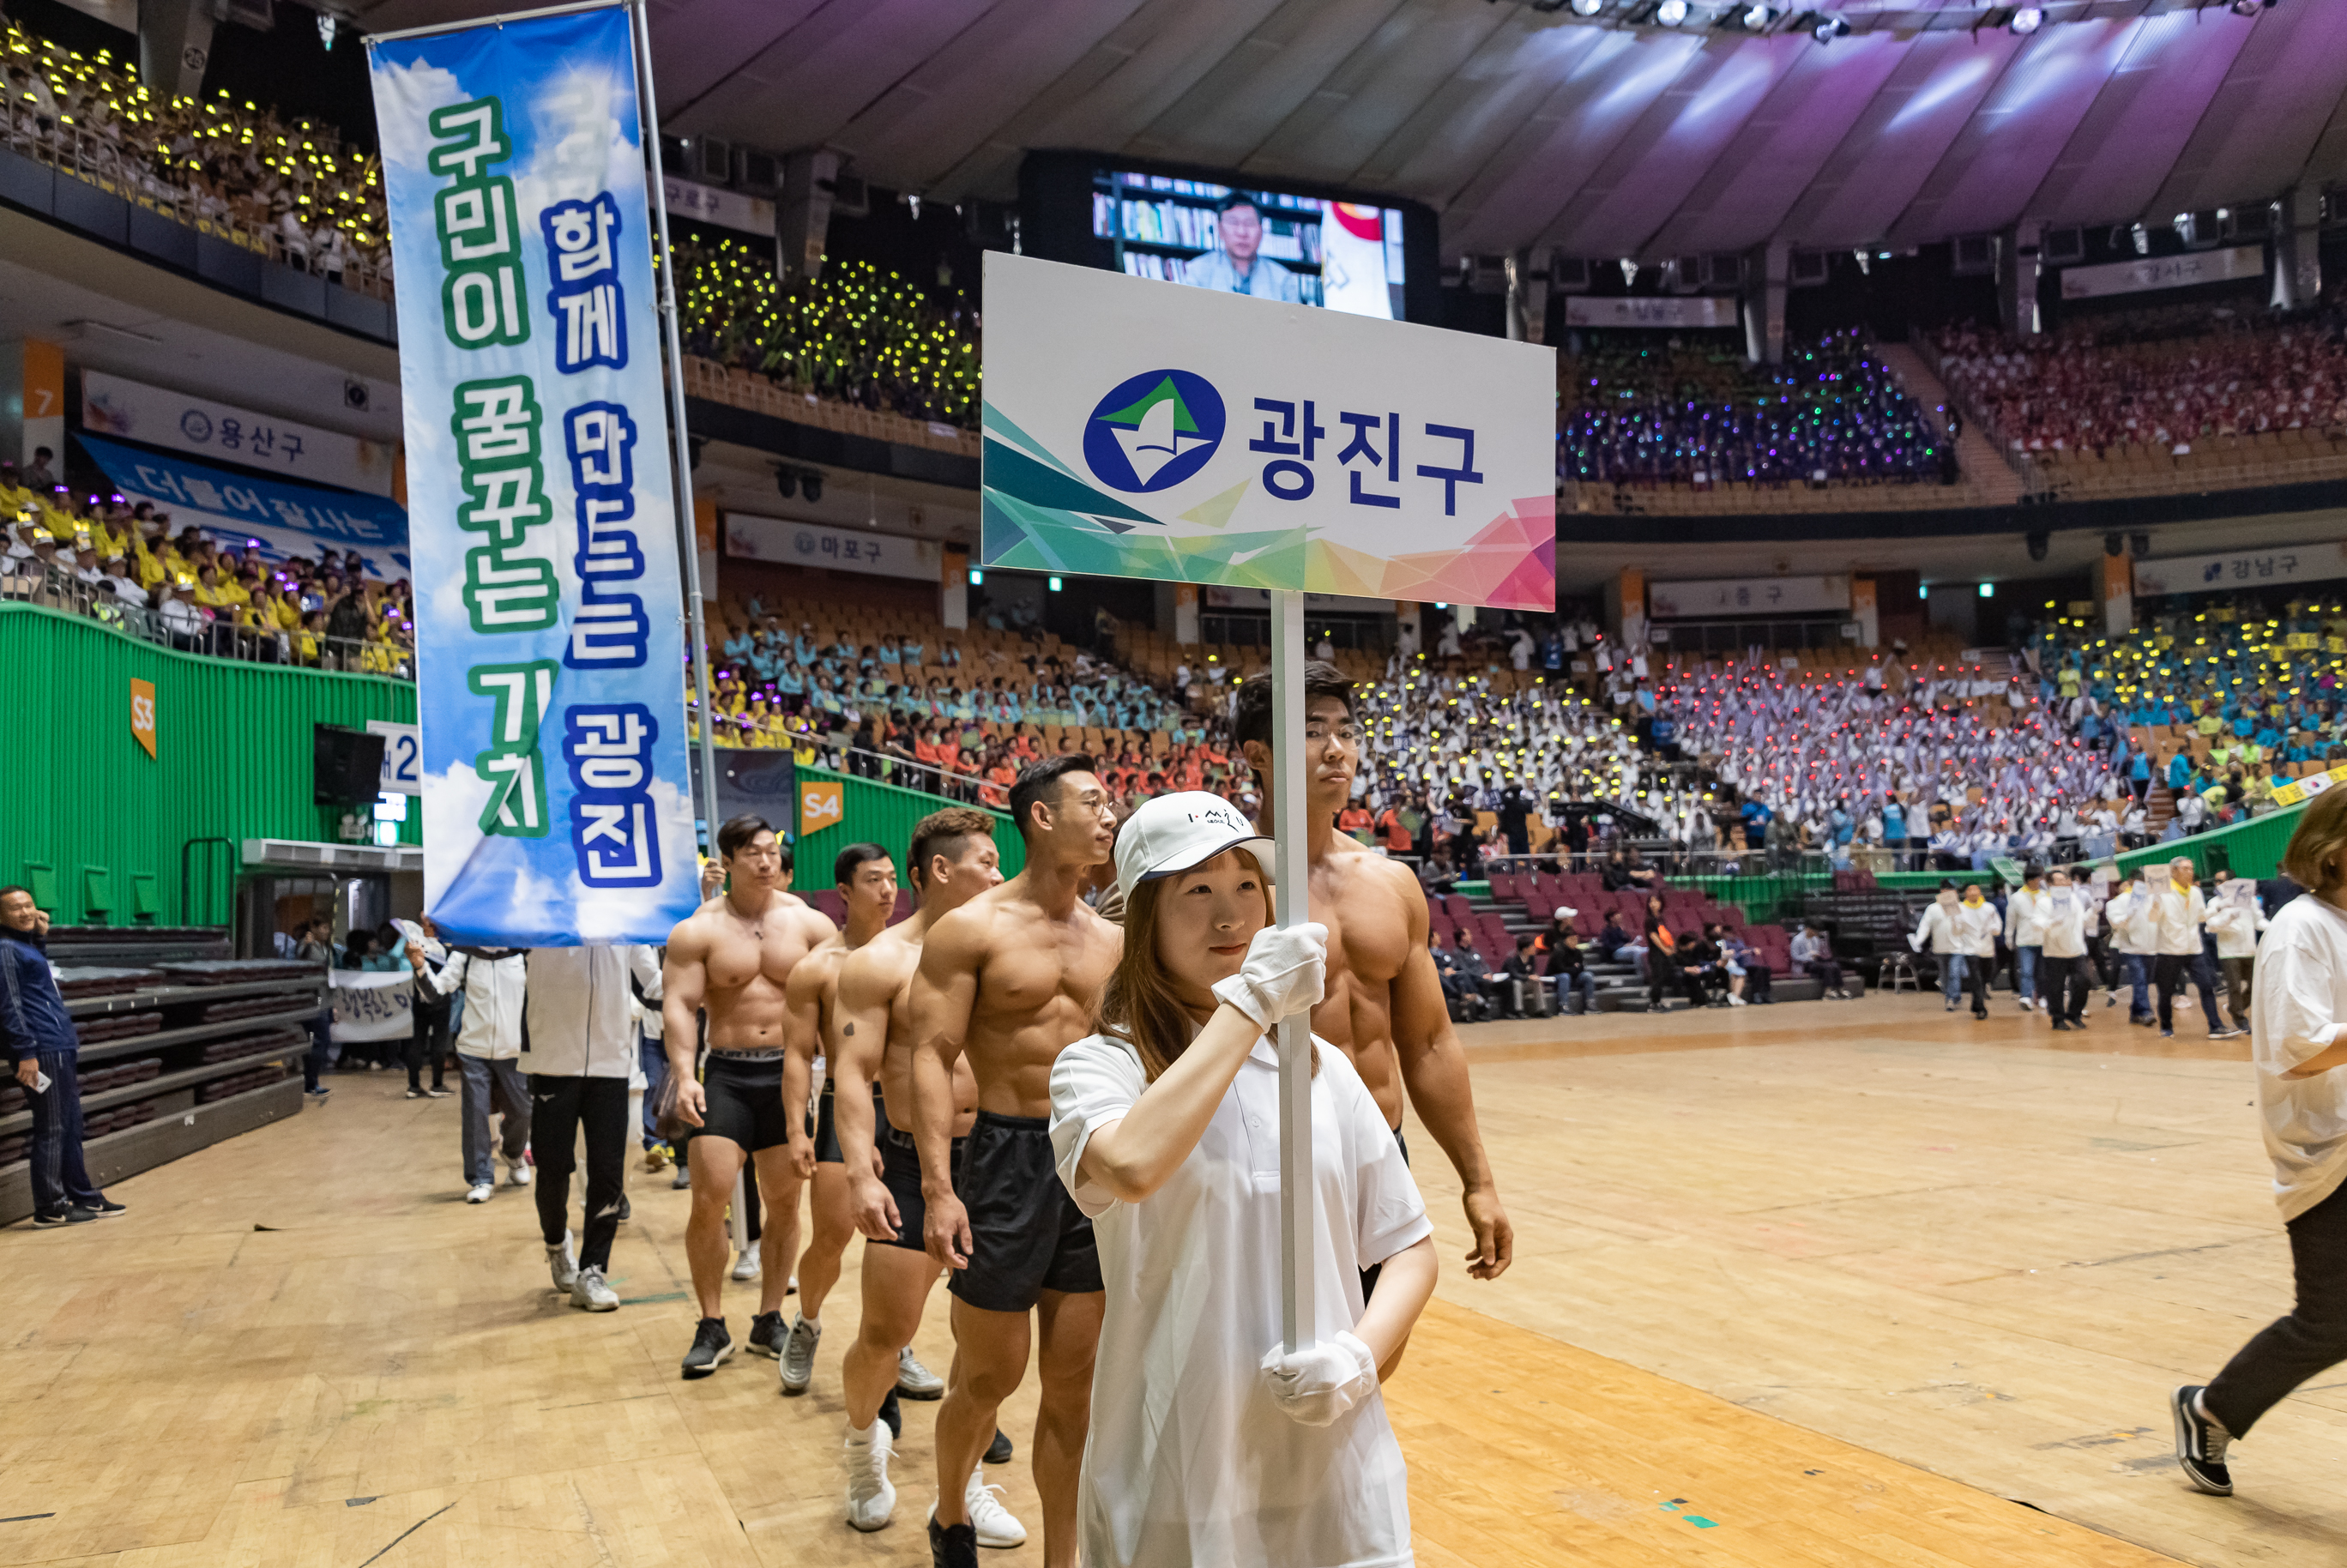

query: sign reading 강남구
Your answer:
[980,254,1556,610]
[370,6,699,946]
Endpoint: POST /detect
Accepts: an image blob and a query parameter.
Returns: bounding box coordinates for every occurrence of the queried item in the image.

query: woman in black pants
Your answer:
[1643,895,1699,1010]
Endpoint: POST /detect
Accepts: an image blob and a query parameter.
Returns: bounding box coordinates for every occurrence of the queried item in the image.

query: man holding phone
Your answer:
[0,886,122,1225]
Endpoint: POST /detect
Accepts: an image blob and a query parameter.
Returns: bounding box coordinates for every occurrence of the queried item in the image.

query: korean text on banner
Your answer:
[370,5,697,946]
[980,253,1554,611]
[329,968,415,1043]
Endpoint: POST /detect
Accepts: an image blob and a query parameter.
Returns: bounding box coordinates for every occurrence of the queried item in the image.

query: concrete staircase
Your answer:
[1875,342,2026,507]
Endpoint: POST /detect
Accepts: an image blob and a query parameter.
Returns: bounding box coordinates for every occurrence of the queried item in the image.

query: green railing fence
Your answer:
[792,765,1024,884]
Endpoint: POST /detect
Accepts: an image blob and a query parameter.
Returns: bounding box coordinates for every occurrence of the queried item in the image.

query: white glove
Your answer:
[1211,923,1328,1028]
[1260,1330,1378,1428]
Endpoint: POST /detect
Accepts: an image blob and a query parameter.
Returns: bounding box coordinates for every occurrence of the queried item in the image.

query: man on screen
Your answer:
[1185,193,1305,303]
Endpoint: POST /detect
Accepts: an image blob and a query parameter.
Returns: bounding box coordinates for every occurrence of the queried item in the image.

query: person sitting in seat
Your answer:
[1791,922,1853,999]
[1720,926,1773,1005]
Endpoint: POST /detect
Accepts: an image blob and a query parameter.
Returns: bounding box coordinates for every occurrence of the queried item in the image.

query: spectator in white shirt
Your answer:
[1953,884,2000,1018]
[2105,871,2160,1023]
[2175,788,2347,1497]
[2206,874,2268,1034]
[2005,866,2052,1014]
[1912,886,1966,1010]
[1049,794,1435,1568]
[2038,870,2097,1029]
[414,943,529,1202]
[2152,857,2240,1040]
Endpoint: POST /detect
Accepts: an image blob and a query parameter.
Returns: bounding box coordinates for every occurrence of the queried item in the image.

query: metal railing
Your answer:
[0,115,395,301]
[2,562,412,678]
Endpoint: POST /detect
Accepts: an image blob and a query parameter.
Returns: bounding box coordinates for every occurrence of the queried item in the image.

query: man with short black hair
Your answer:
[1180,192,1306,302]
[0,886,120,1225]
[1234,663,1513,1288]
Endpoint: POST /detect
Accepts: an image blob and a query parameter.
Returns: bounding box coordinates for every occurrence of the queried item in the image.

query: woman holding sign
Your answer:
[1048,793,1436,1567]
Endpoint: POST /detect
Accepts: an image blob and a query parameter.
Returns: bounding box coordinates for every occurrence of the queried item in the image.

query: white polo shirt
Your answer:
[2250,893,2347,1220]
[2151,880,2208,956]
[1049,1029,1431,1568]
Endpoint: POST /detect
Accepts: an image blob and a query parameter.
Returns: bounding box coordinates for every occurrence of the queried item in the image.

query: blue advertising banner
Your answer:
[76,431,410,581]
[369,3,697,945]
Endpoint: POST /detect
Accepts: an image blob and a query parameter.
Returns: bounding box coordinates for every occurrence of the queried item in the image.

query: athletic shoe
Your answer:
[731,1249,760,1282]
[644,1144,670,1173]
[2160,1028,2175,1039]
[896,1346,945,1399]
[2018,998,2034,1012]
[1944,1001,1958,1012]
[305,1086,331,1100]
[505,1151,532,1188]
[617,1194,631,1224]
[465,1184,493,1204]
[927,1517,978,1568]
[681,1318,733,1379]
[2211,1026,2246,1040]
[570,1265,619,1312]
[844,1420,896,1531]
[746,1310,785,1360]
[30,1208,93,1227]
[547,1233,579,1293]
[2051,1021,2072,1032]
[2172,1385,2233,1496]
[985,1427,1013,1466]
[781,1313,821,1394]
[2105,991,2119,1008]
[405,1087,427,1100]
[962,1467,1028,1548]
[1727,994,1747,1007]
[423,1086,449,1099]
[84,1197,124,1217]
[671,1165,691,1190]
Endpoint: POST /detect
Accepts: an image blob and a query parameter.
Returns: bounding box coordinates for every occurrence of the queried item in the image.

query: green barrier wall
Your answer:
[0,605,418,924]
[792,765,1024,884]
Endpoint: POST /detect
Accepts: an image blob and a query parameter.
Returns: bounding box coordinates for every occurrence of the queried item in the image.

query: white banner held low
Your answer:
[2060,245,2264,301]
[980,252,1555,610]
[329,968,414,1041]
[1562,295,1739,330]
[81,371,399,496]
[1649,574,1850,618]
[2132,540,2347,598]
[721,511,944,582]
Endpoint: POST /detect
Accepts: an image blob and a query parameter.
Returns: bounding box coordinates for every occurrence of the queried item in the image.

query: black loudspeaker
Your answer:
[314,725,387,805]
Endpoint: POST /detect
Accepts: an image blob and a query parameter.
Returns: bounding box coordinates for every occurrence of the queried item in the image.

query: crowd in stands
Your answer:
[2,459,413,674]
[2,20,389,289]
[1933,305,2347,456]
[1556,329,1952,490]
[675,238,980,429]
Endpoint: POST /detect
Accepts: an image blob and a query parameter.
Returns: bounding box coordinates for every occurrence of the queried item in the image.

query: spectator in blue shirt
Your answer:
[0,887,119,1225]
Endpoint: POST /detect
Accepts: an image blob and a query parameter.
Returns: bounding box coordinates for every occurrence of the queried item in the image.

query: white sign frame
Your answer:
[81,371,397,496]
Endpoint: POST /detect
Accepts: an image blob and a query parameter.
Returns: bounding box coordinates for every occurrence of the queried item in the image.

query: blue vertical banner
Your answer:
[370,4,697,944]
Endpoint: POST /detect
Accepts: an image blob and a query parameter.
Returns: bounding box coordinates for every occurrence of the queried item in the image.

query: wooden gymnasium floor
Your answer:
[0,992,2331,1567]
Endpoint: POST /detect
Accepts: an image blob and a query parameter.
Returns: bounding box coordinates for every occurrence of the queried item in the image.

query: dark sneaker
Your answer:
[985,1426,1012,1465]
[881,1385,902,1438]
[681,1318,733,1380]
[928,1516,978,1568]
[85,1197,125,1217]
[2051,1021,2072,1032]
[2172,1385,2233,1496]
[31,1209,94,1227]
[745,1310,785,1360]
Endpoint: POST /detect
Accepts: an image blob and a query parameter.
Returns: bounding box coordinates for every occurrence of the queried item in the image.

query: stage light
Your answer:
[1743,3,1772,24]
[967,569,983,585]
[801,472,823,503]
[1656,0,1688,22]
[1813,15,1849,40]
[1977,582,1995,599]
[2009,6,2043,33]
[1571,0,1603,14]
[1048,576,1063,592]
[775,469,797,500]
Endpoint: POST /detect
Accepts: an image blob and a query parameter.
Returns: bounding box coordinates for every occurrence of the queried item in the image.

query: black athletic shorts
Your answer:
[950,1109,1102,1311]
[805,1082,885,1166]
[878,1121,962,1252]
[1361,1125,1410,1302]
[702,1052,792,1153]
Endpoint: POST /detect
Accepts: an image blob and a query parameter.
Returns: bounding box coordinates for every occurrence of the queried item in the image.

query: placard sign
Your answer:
[980,253,1554,610]
[2132,542,2347,598]
[722,511,943,582]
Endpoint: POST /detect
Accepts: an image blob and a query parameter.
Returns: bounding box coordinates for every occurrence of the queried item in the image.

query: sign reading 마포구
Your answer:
[980,253,1555,610]
[369,5,698,945]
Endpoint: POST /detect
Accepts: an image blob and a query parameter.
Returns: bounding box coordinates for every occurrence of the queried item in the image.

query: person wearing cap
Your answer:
[99,551,145,608]
[1048,789,1435,1568]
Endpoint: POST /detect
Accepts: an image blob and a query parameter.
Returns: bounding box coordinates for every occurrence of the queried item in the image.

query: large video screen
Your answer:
[1089,170,1408,321]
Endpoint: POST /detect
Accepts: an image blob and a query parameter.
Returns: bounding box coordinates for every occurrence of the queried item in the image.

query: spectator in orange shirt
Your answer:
[1337,802,1373,844]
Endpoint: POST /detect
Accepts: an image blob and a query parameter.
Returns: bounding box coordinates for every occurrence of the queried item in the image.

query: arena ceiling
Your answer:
[347,0,2347,263]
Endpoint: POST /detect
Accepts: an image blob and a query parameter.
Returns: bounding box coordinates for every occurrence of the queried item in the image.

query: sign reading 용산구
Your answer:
[369,5,699,945]
[980,253,1555,610]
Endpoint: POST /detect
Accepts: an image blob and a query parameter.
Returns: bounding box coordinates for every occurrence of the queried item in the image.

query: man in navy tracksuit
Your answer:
[0,887,120,1226]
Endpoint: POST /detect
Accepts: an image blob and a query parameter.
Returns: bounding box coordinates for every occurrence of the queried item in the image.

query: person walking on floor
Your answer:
[0,886,124,1226]
[2175,788,2347,1496]
[295,916,334,1099]
[524,944,663,1313]
[402,918,453,1101]
[2207,877,2267,1035]
[1913,885,1965,1011]
[2038,869,2096,1030]
[413,941,530,1203]
[2107,871,2160,1025]
[2005,865,2052,1014]
[1953,884,2000,1019]
[2152,857,2242,1042]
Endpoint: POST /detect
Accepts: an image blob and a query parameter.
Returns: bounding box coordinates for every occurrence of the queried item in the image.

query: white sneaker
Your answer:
[843,1420,896,1531]
[1727,994,1747,1006]
[505,1150,533,1187]
[896,1345,945,1398]
[465,1183,493,1204]
[781,1313,821,1394]
[570,1264,618,1312]
[929,1467,1027,1549]
[547,1232,579,1293]
[731,1249,761,1282]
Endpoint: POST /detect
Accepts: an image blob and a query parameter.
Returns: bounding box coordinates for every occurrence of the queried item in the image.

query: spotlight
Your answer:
[1048,576,1064,592]
[1813,15,1849,41]
[2026,529,2049,563]
[1570,0,1603,14]
[2103,531,2123,558]
[967,569,983,586]
[2230,0,2273,14]
[801,471,823,504]
[1743,3,1772,25]
[2129,531,2151,560]
[775,468,797,500]
[2009,6,2043,33]
[1656,0,1688,21]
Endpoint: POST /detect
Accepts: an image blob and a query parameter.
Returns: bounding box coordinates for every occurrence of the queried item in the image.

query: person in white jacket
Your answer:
[2174,789,2347,1498]
[2005,868,2053,1014]
[2151,857,2240,1041]
[413,943,528,1203]
[2206,874,2267,1034]
[1953,884,2000,1019]
[2038,870,2097,1030]
[525,944,663,1312]
[1912,886,1965,1010]
[2105,872,2160,1024]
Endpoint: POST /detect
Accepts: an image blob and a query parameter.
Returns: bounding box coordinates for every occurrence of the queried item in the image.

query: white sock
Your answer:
[846,1418,881,1444]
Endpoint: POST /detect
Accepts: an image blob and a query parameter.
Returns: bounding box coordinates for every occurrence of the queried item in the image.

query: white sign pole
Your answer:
[1271,588,1314,1354]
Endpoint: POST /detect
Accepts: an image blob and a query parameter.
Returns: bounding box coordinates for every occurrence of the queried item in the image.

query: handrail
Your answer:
[2,565,412,678]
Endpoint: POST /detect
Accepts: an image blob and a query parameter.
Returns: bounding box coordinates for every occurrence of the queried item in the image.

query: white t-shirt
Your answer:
[1049,1029,1432,1568]
[2249,894,2347,1220]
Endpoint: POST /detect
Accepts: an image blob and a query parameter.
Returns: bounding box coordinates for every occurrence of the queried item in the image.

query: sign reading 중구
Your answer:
[980,254,1554,610]
[369,5,699,945]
